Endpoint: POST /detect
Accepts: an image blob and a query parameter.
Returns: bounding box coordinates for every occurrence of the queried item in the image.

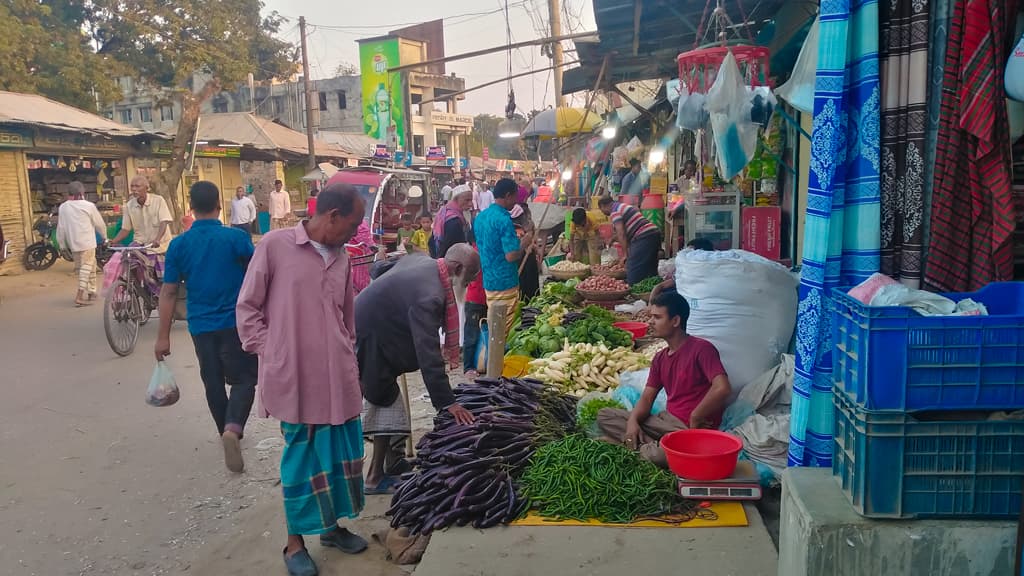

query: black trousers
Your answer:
[190,327,258,436]
[462,302,487,373]
[627,232,662,286]
[231,223,253,236]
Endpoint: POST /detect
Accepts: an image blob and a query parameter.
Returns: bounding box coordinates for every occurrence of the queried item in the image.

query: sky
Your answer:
[262,0,597,116]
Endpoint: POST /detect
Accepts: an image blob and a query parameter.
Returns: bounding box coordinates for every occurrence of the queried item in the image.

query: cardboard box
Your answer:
[742,206,781,261]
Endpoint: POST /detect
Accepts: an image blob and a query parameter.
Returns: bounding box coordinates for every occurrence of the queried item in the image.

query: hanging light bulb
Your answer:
[561,169,573,181]
[602,125,617,140]
[648,148,666,166]
[498,88,523,139]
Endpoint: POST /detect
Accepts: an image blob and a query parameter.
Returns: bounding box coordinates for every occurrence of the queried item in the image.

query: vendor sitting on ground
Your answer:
[649,237,715,300]
[354,244,480,494]
[597,291,731,468]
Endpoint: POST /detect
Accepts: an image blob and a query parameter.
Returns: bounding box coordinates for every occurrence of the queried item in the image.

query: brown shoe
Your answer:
[222,431,244,473]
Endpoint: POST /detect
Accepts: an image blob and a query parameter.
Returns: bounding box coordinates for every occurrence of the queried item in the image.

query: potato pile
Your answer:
[578,276,629,292]
[550,260,590,272]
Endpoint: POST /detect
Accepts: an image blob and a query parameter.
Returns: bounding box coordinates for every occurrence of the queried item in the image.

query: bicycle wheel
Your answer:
[104,279,140,357]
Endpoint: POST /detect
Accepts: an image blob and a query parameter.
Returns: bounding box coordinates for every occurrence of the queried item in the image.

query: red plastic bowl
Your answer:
[660,429,743,481]
[613,321,649,340]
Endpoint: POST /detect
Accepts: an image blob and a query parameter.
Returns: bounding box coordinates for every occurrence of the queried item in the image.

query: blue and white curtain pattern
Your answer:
[788,0,882,467]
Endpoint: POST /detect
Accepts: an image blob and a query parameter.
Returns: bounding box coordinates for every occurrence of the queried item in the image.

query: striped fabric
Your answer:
[280,419,364,535]
[611,203,658,242]
[924,0,1018,292]
[788,0,881,468]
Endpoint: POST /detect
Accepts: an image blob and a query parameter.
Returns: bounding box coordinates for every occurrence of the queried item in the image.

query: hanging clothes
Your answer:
[788,0,882,468]
[925,0,1019,292]
[879,0,930,287]
[921,0,955,263]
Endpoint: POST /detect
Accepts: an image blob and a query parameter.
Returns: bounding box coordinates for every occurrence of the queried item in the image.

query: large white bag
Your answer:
[675,249,798,398]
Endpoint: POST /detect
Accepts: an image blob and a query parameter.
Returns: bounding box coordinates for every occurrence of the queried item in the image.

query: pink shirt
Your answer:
[236,223,361,425]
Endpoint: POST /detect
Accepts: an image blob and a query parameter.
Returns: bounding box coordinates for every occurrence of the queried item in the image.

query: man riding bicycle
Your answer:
[110,175,174,294]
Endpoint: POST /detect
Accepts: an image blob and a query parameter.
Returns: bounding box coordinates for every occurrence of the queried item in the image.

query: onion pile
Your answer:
[578,276,630,292]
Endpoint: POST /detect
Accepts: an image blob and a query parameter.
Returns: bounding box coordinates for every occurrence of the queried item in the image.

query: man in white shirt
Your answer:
[440,181,454,203]
[230,186,258,235]
[269,179,292,230]
[474,181,494,213]
[111,175,174,254]
[57,181,107,306]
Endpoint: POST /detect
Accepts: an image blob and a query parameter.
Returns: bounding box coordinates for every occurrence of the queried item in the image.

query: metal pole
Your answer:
[547,0,565,107]
[418,61,578,106]
[388,32,597,73]
[299,16,317,170]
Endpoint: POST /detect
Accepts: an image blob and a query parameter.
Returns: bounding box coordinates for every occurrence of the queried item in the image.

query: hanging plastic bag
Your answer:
[776,16,820,113]
[676,83,709,131]
[146,361,181,407]
[1005,33,1024,101]
[102,251,123,292]
[474,319,489,374]
[625,136,643,156]
[706,52,759,180]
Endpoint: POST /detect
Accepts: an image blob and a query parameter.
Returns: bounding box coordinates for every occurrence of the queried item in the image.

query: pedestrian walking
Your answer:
[269,179,292,230]
[354,246,480,494]
[230,186,257,236]
[155,181,257,473]
[236,183,369,576]
[473,178,534,337]
[432,186,472,258]
[56,181,107,306]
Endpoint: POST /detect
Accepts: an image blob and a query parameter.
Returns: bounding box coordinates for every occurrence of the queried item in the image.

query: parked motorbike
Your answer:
[23,211,112,271]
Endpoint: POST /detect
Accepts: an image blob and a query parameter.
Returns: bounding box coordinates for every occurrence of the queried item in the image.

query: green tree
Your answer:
[0,0,121,110]
[90,0,295,224]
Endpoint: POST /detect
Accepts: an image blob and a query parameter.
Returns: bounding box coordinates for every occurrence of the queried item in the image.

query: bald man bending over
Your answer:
[354,243,481,494]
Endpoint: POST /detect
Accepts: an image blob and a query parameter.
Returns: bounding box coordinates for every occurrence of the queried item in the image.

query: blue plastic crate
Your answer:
[832,389,1024,518]
[831,282,1024,412]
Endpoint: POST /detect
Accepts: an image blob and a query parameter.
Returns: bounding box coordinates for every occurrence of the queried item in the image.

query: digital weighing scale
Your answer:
[677,461,762,500]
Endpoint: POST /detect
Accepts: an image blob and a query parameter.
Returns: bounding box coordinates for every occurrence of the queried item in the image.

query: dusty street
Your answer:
[0,265,435,576]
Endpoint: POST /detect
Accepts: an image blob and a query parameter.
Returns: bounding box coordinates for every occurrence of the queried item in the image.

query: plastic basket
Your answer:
[832,389,1024,519]
[831,283,1024,412]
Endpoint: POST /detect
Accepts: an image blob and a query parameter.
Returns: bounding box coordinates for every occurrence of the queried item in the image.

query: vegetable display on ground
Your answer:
[519,435,691,523]
[630,277,662,295]
[578,276,630,292]
[528,341,650,395]
[386,378,576,534]
[549,260,590,273]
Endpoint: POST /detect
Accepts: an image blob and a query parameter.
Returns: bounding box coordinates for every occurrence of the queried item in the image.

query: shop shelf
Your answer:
[832,282,1024,412]
[832,389,1024,519]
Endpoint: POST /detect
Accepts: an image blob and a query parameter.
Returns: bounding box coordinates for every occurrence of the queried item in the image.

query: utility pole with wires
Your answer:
[299,16,317,170]
[547,0,565,107]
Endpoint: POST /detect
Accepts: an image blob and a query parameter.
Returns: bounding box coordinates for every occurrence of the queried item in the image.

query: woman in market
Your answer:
[597,195,662,285]
[596,291,732,467]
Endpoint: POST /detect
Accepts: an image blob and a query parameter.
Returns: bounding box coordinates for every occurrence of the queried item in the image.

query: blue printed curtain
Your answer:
[788,0,882,467]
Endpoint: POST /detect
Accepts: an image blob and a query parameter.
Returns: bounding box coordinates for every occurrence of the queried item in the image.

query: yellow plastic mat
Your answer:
[510,501,748,528]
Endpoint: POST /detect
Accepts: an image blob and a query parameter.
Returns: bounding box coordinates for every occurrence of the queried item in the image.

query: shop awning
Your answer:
[317,131,381,158]
[0,91,146,139]
[195,113,359,161]
[562,0,809,95]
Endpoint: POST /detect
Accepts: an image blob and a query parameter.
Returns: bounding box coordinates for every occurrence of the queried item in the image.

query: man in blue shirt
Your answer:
[473,178,533,337]
[155,181,257,474]
[621,158,643,196]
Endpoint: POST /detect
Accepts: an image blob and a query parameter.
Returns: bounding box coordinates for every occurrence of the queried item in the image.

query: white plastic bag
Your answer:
[611,369,668,415]
[1005,33,1024,101]
[676,84,709,131]
[706,52,759,180]
[675,249,798,399]
[146,361,181,407]
[776,16,820,113]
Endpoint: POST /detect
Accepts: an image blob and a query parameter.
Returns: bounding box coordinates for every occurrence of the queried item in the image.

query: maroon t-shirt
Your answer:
[646,336,728,428]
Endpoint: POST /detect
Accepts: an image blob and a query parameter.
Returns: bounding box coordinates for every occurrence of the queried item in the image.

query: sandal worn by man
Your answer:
[283,547,319,576]
[320,527,368,554]
[363,475,399,495]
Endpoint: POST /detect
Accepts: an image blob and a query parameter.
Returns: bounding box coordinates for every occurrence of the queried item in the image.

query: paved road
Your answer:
[0,268,419,576]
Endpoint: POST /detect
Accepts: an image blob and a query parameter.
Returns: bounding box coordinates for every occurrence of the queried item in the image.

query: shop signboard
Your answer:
[0,128,33,148]
[196,146,241,159]
[741,206,781,261]
[426,146,446,161]
[373,144,391,159]
[359,39,406,150]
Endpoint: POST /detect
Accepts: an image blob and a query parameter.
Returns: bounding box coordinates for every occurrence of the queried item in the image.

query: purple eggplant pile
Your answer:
[386,377,574,534]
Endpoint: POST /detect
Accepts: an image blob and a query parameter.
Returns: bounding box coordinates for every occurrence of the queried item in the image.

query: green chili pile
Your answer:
[519,435,685,523]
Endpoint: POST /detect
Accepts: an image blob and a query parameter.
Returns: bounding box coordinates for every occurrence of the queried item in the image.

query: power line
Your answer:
[307,3,529,31]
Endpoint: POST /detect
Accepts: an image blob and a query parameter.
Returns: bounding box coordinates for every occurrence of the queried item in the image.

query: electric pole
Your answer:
[299,16,317,170]
[547,0,565,107]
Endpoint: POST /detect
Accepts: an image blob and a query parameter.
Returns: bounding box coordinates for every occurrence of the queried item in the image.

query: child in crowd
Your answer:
[397,213,416,252]
[410,214,433,254]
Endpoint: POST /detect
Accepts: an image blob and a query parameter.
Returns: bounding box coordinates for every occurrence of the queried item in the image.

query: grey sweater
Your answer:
[354,253,455,411]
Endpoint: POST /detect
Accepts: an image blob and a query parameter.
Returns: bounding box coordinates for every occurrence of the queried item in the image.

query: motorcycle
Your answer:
[23,211,112,271]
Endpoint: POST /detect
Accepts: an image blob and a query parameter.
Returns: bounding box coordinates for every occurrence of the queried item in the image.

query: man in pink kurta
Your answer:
[237,183,369,576]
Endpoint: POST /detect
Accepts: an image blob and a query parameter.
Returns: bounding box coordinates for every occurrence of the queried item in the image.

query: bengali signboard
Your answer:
[359,39,406,150]
[426,145,446,162]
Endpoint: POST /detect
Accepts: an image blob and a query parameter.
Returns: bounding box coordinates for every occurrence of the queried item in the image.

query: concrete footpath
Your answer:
[414,503,778,576]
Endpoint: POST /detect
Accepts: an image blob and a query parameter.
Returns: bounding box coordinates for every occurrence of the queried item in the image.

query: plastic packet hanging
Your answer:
[146,361,181,407]
[706,52,759,180]
[676,84,709,131]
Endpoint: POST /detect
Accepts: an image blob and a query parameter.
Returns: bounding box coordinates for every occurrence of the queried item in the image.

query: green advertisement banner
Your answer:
[359,39,405,150]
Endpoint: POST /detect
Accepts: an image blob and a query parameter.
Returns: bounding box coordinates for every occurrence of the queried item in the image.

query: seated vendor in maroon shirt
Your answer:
[597,291,732,468]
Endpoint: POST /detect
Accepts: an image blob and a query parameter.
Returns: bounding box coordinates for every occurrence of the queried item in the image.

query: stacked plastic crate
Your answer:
[829,283,1024,518]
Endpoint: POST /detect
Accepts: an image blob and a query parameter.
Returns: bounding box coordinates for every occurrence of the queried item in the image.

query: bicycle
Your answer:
[103,245,162,357]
